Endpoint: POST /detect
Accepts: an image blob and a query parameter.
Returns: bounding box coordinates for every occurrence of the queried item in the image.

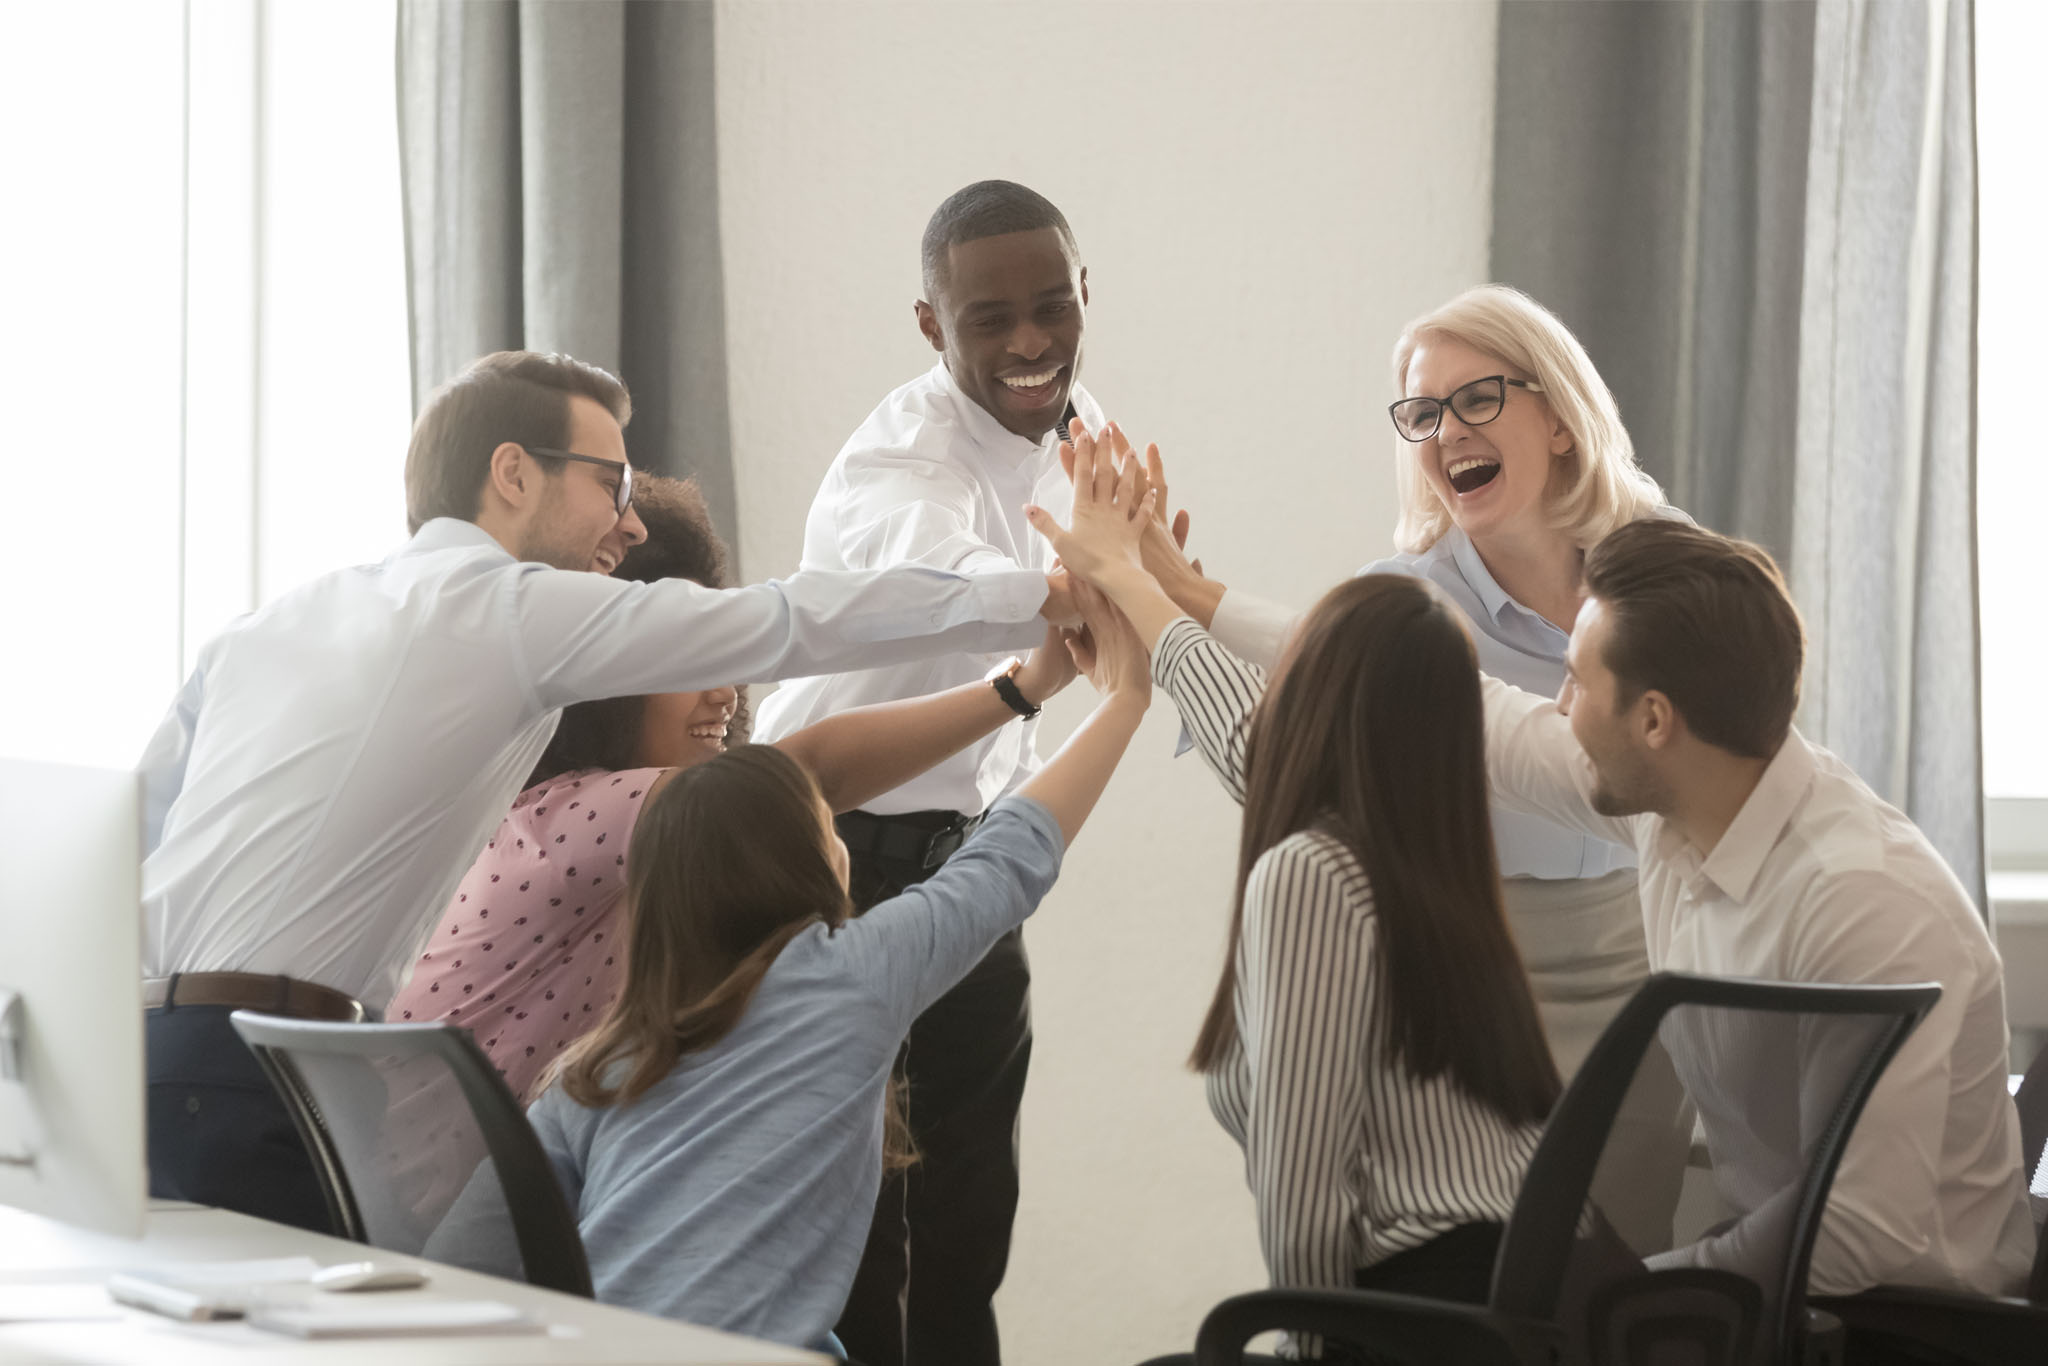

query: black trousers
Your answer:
[832,831,1033,1366]
[144,1003,334,1233]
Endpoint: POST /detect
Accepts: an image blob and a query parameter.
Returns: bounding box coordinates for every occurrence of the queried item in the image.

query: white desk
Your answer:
[0,1201,826,1365]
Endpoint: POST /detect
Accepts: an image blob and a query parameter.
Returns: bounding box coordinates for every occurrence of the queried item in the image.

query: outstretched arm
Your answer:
[774,623,1079,813]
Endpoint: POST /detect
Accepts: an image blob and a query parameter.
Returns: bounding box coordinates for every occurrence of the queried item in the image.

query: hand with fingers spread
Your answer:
[1028,418,1196,651]
[1027,418,1155,589]
[1123,438,1224,629]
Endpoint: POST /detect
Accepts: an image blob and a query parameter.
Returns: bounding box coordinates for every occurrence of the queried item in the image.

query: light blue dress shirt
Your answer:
[1360,529,1635,880]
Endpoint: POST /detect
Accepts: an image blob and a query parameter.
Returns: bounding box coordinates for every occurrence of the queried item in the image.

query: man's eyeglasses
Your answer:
[1387,375,1545,443]
[526,447,633,516]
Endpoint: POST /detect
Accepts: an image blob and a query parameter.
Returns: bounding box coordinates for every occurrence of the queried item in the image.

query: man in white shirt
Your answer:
[752,181,1101,1366]
[142,349,1062,1232]
[1477,517,2033,1303]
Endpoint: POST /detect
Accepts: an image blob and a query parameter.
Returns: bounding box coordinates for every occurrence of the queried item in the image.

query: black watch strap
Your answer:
[990,671,1040,720]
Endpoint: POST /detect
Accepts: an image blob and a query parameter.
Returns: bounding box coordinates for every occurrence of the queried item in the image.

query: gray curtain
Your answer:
[1493,0,1984,906]
[397,0,736,556]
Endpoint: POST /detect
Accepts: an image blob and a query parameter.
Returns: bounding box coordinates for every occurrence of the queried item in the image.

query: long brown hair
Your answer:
[1189,576,1560,1125]
[556,745,850,1108]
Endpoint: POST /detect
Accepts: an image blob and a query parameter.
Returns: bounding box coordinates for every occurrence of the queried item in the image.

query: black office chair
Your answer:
[1179,973,1942,1366]
[229,1011,593,1297]
[1806,1038,2048,1363]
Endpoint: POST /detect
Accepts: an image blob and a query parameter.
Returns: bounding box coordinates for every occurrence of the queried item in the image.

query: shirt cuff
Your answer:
[1209,587,1299,670]
[971,567,1049,625]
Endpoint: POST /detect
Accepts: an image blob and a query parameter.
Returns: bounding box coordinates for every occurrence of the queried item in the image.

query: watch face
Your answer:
[984,655,1023,683]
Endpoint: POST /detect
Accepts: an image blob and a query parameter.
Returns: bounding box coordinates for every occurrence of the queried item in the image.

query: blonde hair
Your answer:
[1389,285,1664,554]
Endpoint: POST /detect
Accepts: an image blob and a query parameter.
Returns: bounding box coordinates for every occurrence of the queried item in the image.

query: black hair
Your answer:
[920,180,1077,300]
[528,475,751,785]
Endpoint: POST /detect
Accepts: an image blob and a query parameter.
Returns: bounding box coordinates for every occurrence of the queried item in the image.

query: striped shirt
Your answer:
[1154,617,1541,1294]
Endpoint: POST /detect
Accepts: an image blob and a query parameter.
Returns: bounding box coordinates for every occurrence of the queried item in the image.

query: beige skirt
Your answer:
[1505,870,1693,1255]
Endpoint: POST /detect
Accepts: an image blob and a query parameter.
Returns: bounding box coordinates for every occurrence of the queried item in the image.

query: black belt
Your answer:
[143,971,367,1023]
[836,808,986,872]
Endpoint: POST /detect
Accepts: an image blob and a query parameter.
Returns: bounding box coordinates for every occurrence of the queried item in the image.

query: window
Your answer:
[0,0,407,769]
[1978,3,2048,824]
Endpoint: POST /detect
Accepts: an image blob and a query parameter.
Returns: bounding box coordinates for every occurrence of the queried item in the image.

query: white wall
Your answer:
[716,3,1499,1360]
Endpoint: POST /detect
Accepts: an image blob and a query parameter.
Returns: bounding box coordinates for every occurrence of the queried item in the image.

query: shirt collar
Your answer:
[408,517,516,562]
[930,361,1081,468]
[1694,730,1818,902]
[1446,529,1534,630]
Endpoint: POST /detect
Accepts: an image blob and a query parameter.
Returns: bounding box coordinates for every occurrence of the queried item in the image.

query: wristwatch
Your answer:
[984,656,1040,720]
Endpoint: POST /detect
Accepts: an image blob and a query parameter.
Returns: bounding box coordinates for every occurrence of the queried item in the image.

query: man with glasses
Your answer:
[140,349,1066,1231]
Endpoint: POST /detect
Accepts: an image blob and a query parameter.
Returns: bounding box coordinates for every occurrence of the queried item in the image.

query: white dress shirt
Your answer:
[1479,675,2034,1296]
[753,362,1105,816]
[140,517,1047,1013]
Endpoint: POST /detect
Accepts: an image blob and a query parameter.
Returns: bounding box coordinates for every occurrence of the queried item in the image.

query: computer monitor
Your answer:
[0,757,146,1237]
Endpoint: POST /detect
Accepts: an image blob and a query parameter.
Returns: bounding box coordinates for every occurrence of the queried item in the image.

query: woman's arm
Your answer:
[772,622,1079,813]
[848,577,1152,1021]
[1028,423,1264,801]
[1150,619,1264,804]
[1013,577,1151,846]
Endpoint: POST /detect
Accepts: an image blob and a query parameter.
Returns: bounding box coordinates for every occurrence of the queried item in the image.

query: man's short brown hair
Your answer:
[404,351,632,533]
[1581,519,1806,759]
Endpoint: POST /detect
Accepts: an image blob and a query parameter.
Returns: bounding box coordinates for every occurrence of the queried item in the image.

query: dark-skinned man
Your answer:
[754,180,1102,1366]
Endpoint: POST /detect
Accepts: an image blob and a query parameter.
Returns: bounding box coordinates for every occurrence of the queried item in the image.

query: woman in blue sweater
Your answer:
[513,568,1153,1349]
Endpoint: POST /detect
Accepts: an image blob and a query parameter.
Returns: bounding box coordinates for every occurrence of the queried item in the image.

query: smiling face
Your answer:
[918,227,1086,440]
[517,395,648,573]
[636,684,739,770]
[1402,335,1573,549]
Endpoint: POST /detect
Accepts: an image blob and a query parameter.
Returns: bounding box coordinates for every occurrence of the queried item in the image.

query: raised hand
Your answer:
[1026,418,1154,588]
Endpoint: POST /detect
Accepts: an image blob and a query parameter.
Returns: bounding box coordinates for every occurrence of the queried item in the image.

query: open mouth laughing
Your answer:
[1446,456,1502,495]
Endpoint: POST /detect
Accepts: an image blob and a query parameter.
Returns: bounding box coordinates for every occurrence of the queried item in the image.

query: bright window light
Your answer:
[1978,2,2048,799]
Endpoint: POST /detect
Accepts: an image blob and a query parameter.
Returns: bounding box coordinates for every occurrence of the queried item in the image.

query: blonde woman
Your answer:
[1136,286,1692,1252]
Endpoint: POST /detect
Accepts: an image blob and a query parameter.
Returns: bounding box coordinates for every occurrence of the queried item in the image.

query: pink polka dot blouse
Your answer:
[388,766,661,1101]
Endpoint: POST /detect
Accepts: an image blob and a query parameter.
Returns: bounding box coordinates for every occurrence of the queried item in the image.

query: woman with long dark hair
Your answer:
[435,562,1153,1351]
[1030,438,1560,1359]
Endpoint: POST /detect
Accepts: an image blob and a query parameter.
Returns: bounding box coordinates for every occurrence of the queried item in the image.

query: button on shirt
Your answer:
[140,517,1047,1013]
[753,362,1105,816]
[1208,527,1635,879]
[1480,675,2034,1296]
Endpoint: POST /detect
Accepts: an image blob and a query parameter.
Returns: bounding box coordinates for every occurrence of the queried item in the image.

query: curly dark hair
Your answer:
[528,475,752,785]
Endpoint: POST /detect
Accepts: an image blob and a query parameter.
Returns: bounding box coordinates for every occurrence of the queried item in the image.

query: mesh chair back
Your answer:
[229,1012,592,1297]
[1491,973,1939,1364]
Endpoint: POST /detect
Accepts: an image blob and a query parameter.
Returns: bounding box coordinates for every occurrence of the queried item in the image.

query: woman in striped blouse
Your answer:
[1030,431,1564,1358]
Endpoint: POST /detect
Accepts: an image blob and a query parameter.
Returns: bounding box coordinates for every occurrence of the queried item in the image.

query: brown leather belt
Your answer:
[143,971,366,1023]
